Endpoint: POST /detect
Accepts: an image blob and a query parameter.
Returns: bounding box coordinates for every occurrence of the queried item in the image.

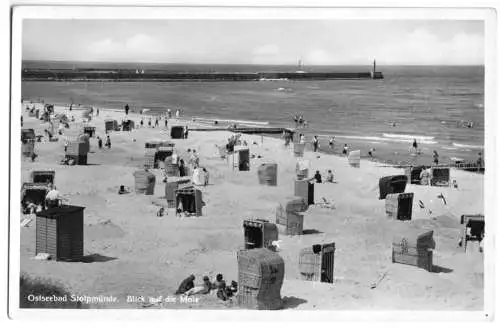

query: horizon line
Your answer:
[21,59,485,67]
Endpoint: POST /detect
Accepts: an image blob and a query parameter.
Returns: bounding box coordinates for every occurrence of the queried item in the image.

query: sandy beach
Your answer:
[19,103,484,310]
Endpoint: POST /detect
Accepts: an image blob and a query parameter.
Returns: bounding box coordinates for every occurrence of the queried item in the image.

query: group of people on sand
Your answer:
[175,273,238,301]
[23,183,67,214]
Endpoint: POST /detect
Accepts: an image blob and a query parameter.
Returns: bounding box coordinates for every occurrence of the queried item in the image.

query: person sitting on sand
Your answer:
[118,185,129,195]
[325,170,334,183]
[342,144,349,155]
[175,274,195,295]
[226,281,238,298]
[314,170,322,183]
[185,276,212,296]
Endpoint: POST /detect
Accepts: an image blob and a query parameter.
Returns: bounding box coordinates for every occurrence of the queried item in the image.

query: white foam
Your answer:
[318,135,438,145]
[452,142,484,150]
[382,133,435,140]
[192,117,269,126]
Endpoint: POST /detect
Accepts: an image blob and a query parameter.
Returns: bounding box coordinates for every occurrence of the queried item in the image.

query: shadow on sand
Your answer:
[81,253,117,263]
[431,265,453,273]
[281,296,307,309]
[302,229,323,235]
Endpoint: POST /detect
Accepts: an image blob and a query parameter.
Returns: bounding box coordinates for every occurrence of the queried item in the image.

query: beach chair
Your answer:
[460,215,485,252]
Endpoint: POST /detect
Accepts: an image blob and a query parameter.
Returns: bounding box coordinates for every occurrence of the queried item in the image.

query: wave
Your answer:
[192,117,269,126]
[317,134,438,145]
[452,142,484,150]
[382,133,435,141]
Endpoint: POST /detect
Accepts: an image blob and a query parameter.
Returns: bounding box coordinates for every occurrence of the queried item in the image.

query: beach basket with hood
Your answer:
[392,228,435,271]
[379,175,407,200]
[30,170,55,185]
[21,128,35,144]
[237,248,284,310]
[258,163,278,186]
[430,166,450,187]
[294,178,314,205]
[228,146,250,171]
[243,219,278,251]
[66,140,89,157]
[21,142,35,158]
[82,125,96,137]
[175,185,203,216]
[385,192,414,221]
[21,183,50,211]
[122,120,133,131]
[293,143,306,157]
[275,198,306,236]
[295,160,309,180]
[404,165,428,185]
[170,126,185,139]
[104,119,118,133]
[164,177,191,208]
[348,150,361,168]
[143,148,157,169]
[133,170,156,195]
[36,205,85,262]
[299,243,336,283]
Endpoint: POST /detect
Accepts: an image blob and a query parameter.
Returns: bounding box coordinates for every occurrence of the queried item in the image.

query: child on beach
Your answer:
[105,135,111,149]
[97,137,103,149]
[155,117,159,127]
[325,170,334,183]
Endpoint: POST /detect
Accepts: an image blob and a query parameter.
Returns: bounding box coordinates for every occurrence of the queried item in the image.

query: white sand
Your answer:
[19,103,484,310]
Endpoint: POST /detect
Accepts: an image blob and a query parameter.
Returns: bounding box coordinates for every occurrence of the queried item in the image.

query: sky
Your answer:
[22,19,484,66]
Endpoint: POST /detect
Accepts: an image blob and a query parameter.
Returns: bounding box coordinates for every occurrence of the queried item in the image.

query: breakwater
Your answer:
[22,69,384,81]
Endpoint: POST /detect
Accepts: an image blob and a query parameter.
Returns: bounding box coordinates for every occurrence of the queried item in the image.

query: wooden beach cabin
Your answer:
[299,243,336,283]
[36,205,85,262]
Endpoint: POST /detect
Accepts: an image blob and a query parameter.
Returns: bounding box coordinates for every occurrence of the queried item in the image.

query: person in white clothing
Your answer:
[45,187,64,208]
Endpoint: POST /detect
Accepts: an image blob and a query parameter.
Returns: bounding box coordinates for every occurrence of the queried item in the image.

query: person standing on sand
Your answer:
[148,117,152,127]
[432,150,439,165]
[312,136,319,152]
[477,152,483,168]
[125,104,130,116]
[154,117,159,128]
[96,108,99,116]
[299,134,305,144]
[184,125,189,139]
[164,117,168,128]
[368,148,375,160]
[97,137,103,149]
[176,109,180,118]
[342,144,349,155]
